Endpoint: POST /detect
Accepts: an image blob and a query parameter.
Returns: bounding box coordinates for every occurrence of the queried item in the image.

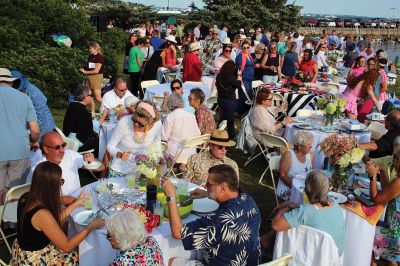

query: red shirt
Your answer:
[183,52,203,82]
[299,60,317,82]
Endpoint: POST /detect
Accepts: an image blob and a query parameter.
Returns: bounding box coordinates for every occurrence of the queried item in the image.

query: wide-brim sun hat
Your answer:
[208,130,236,147]
[0,68,18,83]
[165,35,177,43]
[189,43,202,52]
[221,37,232,45]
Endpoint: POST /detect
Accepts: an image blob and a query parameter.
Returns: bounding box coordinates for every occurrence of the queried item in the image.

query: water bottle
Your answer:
[347,168,355,187]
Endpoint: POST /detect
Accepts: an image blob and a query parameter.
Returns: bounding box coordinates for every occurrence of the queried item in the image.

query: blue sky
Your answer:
[126,0,400,18]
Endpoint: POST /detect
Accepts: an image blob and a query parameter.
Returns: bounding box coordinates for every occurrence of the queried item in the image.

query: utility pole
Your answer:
[167,0,170,10]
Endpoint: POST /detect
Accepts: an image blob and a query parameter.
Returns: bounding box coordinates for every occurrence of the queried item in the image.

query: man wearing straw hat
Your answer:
[182,43,203,82]
[0,68,39,203]
[185,130,239,189]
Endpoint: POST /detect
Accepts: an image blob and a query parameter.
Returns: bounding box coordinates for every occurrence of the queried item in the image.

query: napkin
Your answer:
[341,201,385,225]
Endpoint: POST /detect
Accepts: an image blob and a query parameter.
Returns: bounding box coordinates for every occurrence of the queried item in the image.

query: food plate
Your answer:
[354,188,370,199]
[328,192,347,204]
[294,123,315,130]
[83,161,102,170]
[192,198,219,213]
[292,117,308,123]
[73,210,95,226]
[348,125,368,132]
[318,126,339,133]
[357,180,381,190]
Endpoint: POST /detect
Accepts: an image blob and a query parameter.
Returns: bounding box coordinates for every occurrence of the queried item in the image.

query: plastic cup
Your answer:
[126,174,136,188]
[84,198,93,210]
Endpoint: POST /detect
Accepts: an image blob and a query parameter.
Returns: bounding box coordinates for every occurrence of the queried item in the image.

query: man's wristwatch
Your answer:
[166,196,176,202]
[369,175,376,181]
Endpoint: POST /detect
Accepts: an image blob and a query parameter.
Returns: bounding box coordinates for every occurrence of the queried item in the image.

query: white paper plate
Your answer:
[328,192,347,204]
[73,210,94,226]
[192,198,219,213]
[354,188,370,199]
[83,161,102,170]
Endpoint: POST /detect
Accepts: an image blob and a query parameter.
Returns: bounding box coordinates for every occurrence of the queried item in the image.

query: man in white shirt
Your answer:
[193,23,201,40]
[99,78,136,124]
[33,132,98,196]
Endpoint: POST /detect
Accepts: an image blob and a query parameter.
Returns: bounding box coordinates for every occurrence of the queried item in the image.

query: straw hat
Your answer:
[221,37,232,45]
[0,68,18,83]
[165,35,177,43]
[189,43,202,52]
[208,130,236,147]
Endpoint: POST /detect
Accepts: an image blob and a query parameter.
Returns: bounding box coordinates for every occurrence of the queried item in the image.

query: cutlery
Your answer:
[83,210,101,224]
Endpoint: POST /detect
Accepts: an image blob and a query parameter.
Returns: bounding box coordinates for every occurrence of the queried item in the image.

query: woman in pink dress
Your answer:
[346,56,366,82]
[342,68,380,120]
[377,58,388,101]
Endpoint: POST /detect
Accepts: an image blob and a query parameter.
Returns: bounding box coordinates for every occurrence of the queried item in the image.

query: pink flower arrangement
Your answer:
[320,134,358,165]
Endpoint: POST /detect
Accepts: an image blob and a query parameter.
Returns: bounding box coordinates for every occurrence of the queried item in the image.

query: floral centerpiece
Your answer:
[316,94,346,125]
[320,135,365,189]
[135,143,174,188]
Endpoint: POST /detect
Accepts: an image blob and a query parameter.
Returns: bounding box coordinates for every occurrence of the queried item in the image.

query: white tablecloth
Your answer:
[98,122,117,161]
[69,179,200,266]
[143,82,211,101]
[290,178,375,266]
[284,124,371,169]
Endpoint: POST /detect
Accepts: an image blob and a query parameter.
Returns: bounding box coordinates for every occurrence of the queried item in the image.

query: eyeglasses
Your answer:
[270,47,277,49]
[61,178,65,186]
[266,97,273,101]
[106,233,113,241]
[43,142,67,150]
[205,180,221,187]
[224,49,232,53]
[133,116,149,128]
[242,46,250,49]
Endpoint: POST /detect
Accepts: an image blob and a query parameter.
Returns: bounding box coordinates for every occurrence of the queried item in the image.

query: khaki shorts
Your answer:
[86,73,103,93]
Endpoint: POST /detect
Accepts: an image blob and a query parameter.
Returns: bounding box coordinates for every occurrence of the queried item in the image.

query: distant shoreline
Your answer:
[299,27,400,39]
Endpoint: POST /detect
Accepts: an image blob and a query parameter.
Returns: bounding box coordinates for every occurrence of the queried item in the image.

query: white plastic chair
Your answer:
[273,225,342,266]
[165,134,211,178]
[140,80,160,96]
[0,183,31,253]
[55,127,79,151]
[152,96,165,110]
[206,96,218,115]
[368,121,387,140]
[259,253,293,266]
[252,80,264,94]
[218,120,227,130]
[241,85,253,106]
[272,93,284,107]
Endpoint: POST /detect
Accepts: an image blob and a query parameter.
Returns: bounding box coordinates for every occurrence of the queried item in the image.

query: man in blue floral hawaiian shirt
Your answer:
[162,164,261,266]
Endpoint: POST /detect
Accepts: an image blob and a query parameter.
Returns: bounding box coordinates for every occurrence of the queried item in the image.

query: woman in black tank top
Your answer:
[11,161,104,265]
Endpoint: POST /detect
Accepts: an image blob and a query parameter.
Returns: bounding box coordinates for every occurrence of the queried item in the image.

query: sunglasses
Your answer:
[132,116,148,128]
[270,47,277,49]
[205,180,221,187]
[242,46,250,49]
[61,178,65,186]
[266,97,273,101]
[224,49,232,52]
[215,145,229,150]
[172,86,181,90]
[44,142,67,150]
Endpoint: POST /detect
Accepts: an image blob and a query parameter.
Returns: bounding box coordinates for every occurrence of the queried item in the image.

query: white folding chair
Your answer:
[165,134,211,178]
[184,81,204,87]
[0,183,31,253]
[252,80,264,94]
[241,85,253,106]
[218,120,227,130]
[152,96,165,110]
[206,96,218,115]
[272,92,284,107]
[55,127,79,151]
[140,80,160,97]
[368,121,387,140]
[259,253,293,266]
[264,155,281,205]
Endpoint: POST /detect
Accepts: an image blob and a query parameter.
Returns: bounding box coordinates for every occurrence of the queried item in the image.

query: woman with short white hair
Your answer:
[106,209,164,265]
[162,93,201,172]
[277,131,314,201]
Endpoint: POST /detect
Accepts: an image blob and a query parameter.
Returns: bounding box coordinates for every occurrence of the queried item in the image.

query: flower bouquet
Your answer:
[123,204,159,233]
[135,143,174,188]
[316,94,346,125]
[320,135,364,189]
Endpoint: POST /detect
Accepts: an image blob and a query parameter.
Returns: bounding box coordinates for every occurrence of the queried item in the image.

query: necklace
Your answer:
[133,127,148,143]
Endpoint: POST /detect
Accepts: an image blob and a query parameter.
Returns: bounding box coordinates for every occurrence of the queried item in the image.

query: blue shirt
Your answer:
[235,53,255,81]
[151,37,165,51]
[219,30,227,41]
[284,203,345,255]
[181,194,261,266]
[281,51,298,77]
[0,85,37,161]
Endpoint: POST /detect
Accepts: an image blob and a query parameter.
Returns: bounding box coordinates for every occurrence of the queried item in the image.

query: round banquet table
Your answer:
[98,121,117,161]
[284,124,371,170]
[143,82,211,101]
[290,177,376,266]
[68,178,201,266]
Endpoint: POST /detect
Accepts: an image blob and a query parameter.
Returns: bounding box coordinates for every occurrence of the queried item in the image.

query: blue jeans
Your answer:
[218,98,237,139]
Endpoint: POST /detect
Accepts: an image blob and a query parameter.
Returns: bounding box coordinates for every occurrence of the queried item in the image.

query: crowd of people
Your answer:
[1,19,400,266]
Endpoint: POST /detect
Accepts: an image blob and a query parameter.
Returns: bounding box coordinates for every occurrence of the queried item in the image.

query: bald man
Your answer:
[359,110,400,158]
[32,132,96,195]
